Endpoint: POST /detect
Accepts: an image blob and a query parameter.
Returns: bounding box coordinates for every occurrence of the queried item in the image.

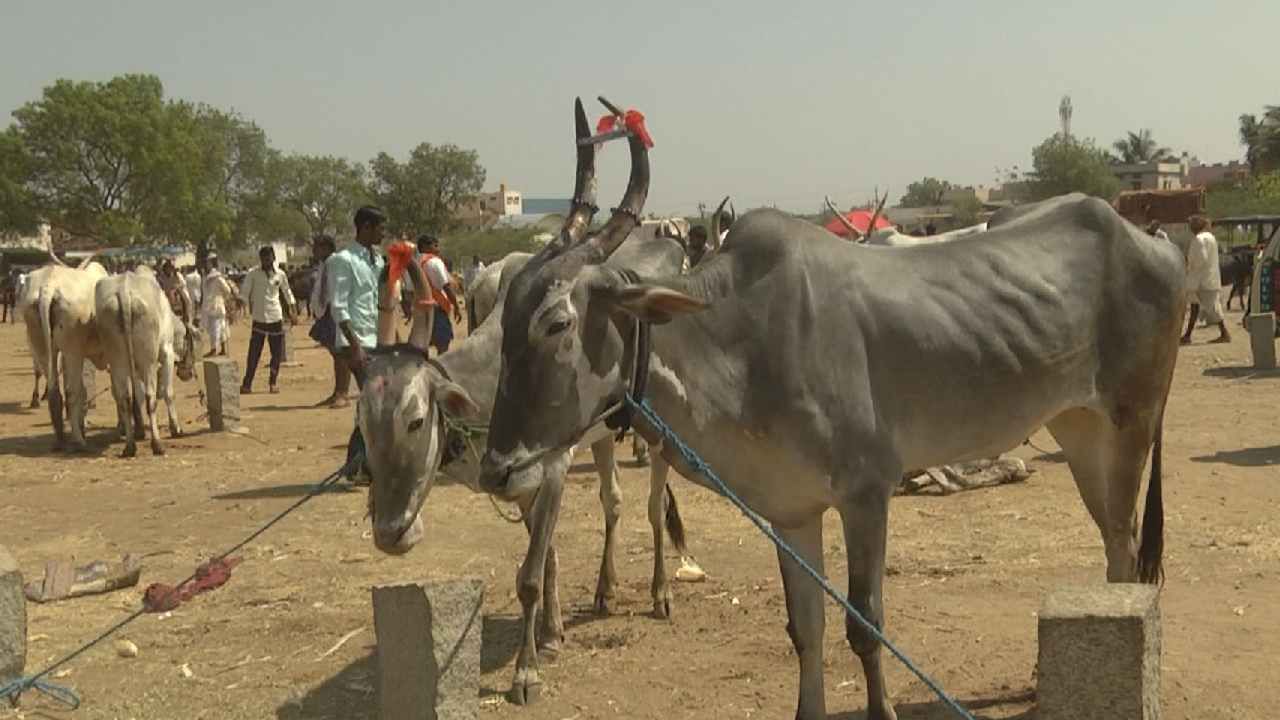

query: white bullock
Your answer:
[95,269,198,457]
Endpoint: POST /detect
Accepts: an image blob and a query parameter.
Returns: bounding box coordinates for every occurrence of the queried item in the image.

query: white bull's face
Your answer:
[359,348,478,555]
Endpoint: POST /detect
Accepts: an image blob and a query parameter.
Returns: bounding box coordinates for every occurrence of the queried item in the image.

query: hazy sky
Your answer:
[2,1,1274,216]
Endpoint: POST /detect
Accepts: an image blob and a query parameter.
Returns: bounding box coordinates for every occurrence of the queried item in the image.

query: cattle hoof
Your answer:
[29,399,39,409]
[509,672,542,705]
[170,425,184,438]
[592,592,611,616]
[121,444,137,458]
[151,442,165,456]
[536,638,561,661]
[653,595,672,621]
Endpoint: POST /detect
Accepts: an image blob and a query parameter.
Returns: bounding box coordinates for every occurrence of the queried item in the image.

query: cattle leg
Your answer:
[47,352,66,451]
[510,471,564,705]
[775,518,829,720]
[30,367,41,409]
[62,354,89,451]
[140,375,164,455]
[589,438,622,615]
[837,487,898,720]
[110,365,137,458]
[1049,408,1153,582]
[647,452,673,619]
[159,350,183,437]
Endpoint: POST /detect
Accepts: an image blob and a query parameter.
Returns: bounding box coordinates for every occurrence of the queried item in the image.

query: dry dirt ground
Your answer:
[0,309,1277,720]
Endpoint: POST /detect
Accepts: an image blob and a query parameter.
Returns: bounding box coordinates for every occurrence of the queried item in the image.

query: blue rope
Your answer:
[3,460,355,711]
[627,396,977,720]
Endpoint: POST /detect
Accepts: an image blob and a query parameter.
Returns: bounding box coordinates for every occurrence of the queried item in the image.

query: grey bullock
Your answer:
[18,255,110,451]
[478,105,1183,719]
[95,269,199,456]
[361,99,702,706]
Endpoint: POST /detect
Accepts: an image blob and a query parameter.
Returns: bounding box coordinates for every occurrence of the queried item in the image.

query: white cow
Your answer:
[19,259,110,451]
[95,269,198,457]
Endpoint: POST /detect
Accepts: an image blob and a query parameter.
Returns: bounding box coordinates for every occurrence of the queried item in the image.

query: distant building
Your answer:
[1111,158,1190,191]
[455,183,523,225]
[1186,160,1250,187]
[521,198,572,215]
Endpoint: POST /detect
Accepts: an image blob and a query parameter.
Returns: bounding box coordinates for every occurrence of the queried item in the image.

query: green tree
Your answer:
[4,74,190,244]
[898,177,952,207]
[273,154,369,238]
[1111,129,1173,164]
[1206,172,1280,218]
[369,143,486,236]
[0,128,40,236]
[950,193,984,226]
[1028,133,1121,201]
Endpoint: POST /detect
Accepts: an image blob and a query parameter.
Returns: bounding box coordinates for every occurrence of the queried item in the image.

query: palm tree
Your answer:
[1111,129,1174,164]
[1240,107,1280,173]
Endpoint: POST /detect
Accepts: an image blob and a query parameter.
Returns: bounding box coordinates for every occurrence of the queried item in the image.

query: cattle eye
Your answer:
[547,318,572,336]
[407,418,425,432]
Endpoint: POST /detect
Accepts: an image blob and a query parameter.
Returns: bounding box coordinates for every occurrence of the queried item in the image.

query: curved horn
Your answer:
[710,196,730,251]
[544,98,598,256]
[824,195,863,240]
[76,250,99,270]
[585,99,649,262]
[46,237,68,267]
[864,187,888,243]
[729,201,737,225]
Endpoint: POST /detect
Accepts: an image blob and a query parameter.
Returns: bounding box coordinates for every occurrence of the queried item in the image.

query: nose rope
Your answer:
[437,409,524,524]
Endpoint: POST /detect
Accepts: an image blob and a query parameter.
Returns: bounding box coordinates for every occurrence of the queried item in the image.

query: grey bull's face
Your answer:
[360,347,478,555]
[480,268,629,500]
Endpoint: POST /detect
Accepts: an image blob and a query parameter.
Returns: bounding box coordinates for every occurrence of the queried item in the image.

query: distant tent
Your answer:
[824,210,894,238]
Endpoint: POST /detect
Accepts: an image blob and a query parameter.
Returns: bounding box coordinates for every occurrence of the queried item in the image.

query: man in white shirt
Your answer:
[239,245,297,393]
[1181,214,1230,345]
[201,256,237,357]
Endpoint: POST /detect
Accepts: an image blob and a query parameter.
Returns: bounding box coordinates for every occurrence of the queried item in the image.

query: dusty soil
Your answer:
[0,309,1276,720]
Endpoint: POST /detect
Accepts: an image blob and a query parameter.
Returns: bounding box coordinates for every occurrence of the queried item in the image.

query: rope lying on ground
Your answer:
[627,396,978,720]
[2,456,356,710]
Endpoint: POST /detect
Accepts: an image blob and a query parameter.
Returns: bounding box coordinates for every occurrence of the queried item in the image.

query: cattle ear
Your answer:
[607,284,708,324]
[434,378,480,419]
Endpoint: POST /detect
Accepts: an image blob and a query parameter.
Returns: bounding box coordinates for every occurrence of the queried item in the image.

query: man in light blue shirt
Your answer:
[331,205,386,485]
[327,206,386,383]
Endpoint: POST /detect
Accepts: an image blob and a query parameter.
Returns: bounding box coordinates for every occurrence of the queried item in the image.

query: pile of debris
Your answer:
[898,457,1033,496]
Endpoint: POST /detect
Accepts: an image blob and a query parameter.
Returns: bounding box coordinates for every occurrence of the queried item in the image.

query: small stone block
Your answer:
[1248,313,1276,369]
[373,578,484,720]
[202,357,241,431]
[1038,584,1160,720]
[0,546,27,686]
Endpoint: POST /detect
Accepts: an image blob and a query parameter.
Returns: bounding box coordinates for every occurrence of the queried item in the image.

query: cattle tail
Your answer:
[1137,414,1164,584]
[115,286,145,452]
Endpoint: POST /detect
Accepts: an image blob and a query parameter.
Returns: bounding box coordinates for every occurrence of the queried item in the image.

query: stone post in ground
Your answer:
[373,578,484,720]
[1248,312,1276,369]
[203,357,241,431]
[1038,584,1161,720]
[0,546,26,689]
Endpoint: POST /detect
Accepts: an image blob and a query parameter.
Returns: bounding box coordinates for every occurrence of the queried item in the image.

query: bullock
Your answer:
[19,256,109,451]
[1220,246,1255,310]
[362,99,704,705]
[476,100,1183,720]
[466,252,531,333]
[95,269,199,457]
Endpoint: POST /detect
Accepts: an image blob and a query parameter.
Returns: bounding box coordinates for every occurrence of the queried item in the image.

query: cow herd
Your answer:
[356,98,1186,720]
[12,97,1195,720]
[17,253,198,456]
